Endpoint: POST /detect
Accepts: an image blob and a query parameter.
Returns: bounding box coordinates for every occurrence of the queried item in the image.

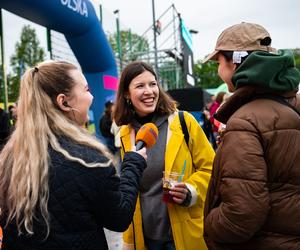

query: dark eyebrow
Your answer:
[132,81,144,86]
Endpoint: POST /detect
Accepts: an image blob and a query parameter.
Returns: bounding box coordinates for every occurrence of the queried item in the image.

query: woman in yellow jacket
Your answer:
[114,61,215,250]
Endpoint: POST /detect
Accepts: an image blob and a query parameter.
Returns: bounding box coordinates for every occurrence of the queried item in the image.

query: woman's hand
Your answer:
[131,146,147,161]
[169,182,188,204]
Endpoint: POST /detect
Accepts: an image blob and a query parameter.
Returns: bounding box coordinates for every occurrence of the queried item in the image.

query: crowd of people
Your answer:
[0,21,300,250]
[201,91,230,149]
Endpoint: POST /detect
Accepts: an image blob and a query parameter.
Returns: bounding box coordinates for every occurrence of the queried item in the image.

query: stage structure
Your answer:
[125,4,196,90]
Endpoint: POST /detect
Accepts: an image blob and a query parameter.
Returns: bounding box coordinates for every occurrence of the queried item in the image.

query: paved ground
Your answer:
[104,229,123,250]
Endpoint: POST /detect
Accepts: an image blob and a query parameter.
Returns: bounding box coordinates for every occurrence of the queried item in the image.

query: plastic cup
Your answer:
[162,171,183,203]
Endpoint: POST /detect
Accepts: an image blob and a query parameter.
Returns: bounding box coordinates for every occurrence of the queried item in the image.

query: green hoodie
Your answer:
[232,49,300,92]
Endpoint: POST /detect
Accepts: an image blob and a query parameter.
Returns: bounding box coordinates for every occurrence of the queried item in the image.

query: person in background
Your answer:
[0,107,10,150]
[0,60,147,250]
[114,61,215,250]
[214,93,231,145]
[209,91,226,148]
[201,94,215,144]
[8,102,18,132]
[204,22,300,249]
[99,100,116,154]
[8,105,14,124]
[209,92,224,125]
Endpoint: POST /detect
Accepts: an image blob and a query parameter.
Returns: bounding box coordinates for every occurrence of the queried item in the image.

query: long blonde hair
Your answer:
[0,60,112,236]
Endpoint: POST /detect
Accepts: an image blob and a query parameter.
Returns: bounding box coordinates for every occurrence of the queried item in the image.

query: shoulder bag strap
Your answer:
[179,111,189,146]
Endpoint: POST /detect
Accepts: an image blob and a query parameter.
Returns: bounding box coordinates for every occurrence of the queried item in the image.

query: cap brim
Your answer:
[203,50,219,63]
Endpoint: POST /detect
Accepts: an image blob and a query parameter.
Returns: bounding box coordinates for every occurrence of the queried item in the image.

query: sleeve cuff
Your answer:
[185,183,198,207]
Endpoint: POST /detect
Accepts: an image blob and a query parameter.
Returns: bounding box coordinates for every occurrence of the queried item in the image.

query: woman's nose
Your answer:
[144,84,152,93]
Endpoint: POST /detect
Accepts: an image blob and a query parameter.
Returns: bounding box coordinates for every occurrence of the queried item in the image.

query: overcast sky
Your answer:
[2,0,300,71]
[97,0,300,60]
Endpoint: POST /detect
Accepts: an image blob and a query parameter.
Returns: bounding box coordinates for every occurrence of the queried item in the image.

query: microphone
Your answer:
[135,123,159,150]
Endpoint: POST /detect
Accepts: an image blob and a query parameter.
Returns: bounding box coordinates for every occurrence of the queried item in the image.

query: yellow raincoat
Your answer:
[120,112,215,250]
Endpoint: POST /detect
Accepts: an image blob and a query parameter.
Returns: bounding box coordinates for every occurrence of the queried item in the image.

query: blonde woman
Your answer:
[0,61,147,249]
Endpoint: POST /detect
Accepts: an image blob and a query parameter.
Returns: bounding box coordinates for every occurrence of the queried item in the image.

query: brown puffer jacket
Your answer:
[204,86,300,250]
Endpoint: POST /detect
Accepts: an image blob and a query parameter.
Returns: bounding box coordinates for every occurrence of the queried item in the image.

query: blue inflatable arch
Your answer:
[0,0,118,136]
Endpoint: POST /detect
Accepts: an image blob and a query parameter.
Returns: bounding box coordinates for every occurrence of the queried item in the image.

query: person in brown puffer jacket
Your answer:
[203,22,300,250]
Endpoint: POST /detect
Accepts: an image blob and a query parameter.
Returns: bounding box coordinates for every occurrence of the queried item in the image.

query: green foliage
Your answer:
[108,30,149,63]
[292,48,300,71]
[0,68,4,103]
[193,60,223,89]
[7,74,20,102]
[158,60,183,90]
[9,25,45,101]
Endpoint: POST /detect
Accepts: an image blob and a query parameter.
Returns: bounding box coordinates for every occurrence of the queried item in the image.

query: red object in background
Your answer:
[209,101,221,132]
[214,118,221,130]
[0,226,3,249]
[156,20,162,34]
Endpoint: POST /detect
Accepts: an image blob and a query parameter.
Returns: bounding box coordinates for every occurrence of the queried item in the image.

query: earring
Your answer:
[126,99,132,106]
[126,98,135,113]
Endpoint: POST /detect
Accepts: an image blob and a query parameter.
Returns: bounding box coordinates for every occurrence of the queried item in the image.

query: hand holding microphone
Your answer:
[133,123,159,161]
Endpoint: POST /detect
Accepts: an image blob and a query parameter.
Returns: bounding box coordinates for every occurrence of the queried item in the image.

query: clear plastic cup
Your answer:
[162,171,183,203]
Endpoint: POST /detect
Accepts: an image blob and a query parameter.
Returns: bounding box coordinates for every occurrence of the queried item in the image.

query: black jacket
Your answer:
[99,114,114,138]
[2,136,146,249]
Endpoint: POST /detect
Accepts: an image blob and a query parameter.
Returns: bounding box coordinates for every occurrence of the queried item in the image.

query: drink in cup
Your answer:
[162,171,183,203]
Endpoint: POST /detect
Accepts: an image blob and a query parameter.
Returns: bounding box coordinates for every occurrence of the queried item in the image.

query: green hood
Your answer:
[232,49,300,92]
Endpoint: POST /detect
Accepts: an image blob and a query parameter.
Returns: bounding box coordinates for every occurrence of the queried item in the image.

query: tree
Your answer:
[193,60,223,89]
[159,60,183,90]
[108,30,149,63]
[9,25,45,101]
[292,48,300,71]
[0,68,4,103]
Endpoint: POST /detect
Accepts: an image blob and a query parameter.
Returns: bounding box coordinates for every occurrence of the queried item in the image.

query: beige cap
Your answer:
[204,22,276,63]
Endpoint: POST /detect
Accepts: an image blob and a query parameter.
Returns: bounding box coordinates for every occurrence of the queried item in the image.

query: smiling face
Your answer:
[127,70,159,117]
[67,69,94,126]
